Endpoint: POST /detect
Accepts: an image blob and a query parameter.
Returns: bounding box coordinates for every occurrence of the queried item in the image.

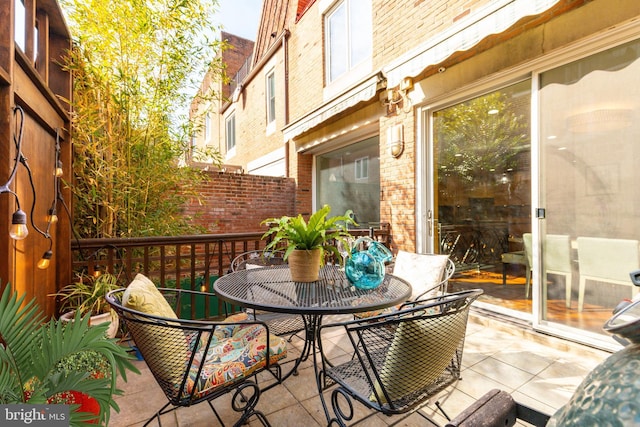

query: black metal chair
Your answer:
[317,289,483,426]
[355,254,456,319]
[229,250,287,272]
[230,250,307,340]
[106,285,288,427]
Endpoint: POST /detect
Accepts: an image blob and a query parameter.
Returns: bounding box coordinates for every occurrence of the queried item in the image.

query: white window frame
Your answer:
[266,69,276,132]
[355,156,369,181]
[324,0,372,87]
[204,113,211,142]
[225,113,236,153]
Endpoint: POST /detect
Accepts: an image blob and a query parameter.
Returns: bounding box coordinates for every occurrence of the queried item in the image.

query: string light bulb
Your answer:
[37,250,52,269]
[9,209,28,240]
[47,208,58,224]
[55,160,63,178]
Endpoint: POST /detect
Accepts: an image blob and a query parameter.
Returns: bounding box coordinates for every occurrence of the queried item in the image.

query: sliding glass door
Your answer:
[539,38,640,334]
[432,80,532,315]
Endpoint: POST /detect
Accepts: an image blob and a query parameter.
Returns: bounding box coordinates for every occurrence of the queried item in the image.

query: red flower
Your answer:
[47,391,100,424]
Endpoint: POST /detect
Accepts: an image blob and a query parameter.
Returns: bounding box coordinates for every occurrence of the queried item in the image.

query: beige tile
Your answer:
[425,387,477,424]
[453,368,516,400]
[266,402,322,427]
[470,357,535,389]
[110,312,614,427]
[515,376,578,411]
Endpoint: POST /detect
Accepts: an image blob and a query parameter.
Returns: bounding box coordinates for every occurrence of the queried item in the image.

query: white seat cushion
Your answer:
[393,251,449,300]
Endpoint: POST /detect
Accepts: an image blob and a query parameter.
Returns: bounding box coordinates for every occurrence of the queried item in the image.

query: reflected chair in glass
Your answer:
[576,237,640,312]
[106,285,287,427]
[230,250,306,340]
[316,289,483,426]
[501,236,528,288]
[523,233,573,308]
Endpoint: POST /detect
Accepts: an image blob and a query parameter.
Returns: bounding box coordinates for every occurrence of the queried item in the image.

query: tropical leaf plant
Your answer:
[51,272,120,316]
[261,205,357,264]
[0,285,139,426]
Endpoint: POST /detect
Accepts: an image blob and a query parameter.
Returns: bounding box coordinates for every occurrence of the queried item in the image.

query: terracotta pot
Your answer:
[60,310,119,339]
[288,248,322,282]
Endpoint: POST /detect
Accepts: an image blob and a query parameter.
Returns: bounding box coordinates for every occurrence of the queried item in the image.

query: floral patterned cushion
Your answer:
[186,323,287,398]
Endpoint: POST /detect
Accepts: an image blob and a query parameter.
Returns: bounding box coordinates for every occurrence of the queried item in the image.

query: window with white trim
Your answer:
[355,156,369,180]
[204,113,211,141]
[325,0,372,83]
[266,69,276,125]
[225,113,236,151]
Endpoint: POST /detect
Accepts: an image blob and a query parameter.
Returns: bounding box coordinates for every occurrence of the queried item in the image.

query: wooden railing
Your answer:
[70,224,391,317]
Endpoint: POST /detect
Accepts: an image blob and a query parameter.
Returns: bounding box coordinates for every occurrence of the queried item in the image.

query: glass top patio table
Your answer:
[214,264,412,416]
[213,264,412,316]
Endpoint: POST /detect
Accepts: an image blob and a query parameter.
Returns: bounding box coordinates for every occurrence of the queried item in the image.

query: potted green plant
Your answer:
[0,285,139,425]
[53,272,121,338]
[261,205,356,282]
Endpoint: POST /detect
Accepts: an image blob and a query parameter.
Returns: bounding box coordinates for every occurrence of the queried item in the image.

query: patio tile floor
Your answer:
[110,313,611,426]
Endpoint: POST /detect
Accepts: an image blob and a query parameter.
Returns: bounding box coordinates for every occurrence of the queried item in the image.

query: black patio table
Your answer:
[213,264,412,402]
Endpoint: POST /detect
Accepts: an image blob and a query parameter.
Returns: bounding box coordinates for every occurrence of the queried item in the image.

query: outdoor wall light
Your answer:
[382,77,415,115]
[387,124,404,158]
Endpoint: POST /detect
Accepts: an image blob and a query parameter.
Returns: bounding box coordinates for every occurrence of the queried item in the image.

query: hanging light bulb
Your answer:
[9,209,28,240]
[47,207,58,224]
[55,160,63,178]
[92,266,102,278]
[37,250,53,269]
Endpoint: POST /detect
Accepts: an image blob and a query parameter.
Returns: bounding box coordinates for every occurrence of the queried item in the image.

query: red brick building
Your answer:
[194,0,640,349]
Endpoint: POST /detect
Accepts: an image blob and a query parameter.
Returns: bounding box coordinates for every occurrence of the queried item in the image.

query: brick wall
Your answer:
[182,171,296,233]
[372,0,490,70]
[220,32,255,100]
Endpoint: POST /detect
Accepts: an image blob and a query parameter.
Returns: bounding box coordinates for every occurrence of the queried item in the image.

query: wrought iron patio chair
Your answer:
[317,289,483,426]
[106,279,288,427]
[229,249,287,272]
[393,251,455,299]
[355,252,455,319]
[230,250,307,340]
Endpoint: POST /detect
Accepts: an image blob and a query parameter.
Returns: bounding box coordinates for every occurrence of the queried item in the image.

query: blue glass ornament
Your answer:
[345,251,385,289]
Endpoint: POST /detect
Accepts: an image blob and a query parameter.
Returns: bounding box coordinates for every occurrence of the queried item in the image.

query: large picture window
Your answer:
[316,137,379,226]
[325,0,372,83]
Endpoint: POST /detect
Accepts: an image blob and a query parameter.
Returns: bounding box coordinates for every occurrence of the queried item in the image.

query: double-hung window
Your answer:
[325,0,372,83]
[204,113,211,142]
[226,113,236,152]
[266,70,276,125]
